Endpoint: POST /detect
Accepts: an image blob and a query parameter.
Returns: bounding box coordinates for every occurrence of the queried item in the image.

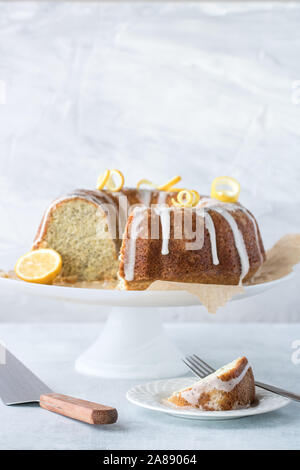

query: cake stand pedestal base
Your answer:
[75,308,187,379]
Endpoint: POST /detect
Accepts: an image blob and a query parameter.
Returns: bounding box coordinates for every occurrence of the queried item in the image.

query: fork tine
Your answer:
[192,354,215,374]
[182,359,202,378]
[187,356,210,378]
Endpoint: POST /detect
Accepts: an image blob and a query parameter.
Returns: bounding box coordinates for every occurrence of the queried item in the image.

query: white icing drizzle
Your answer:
[204,211,219,265]
[180,361,250,407]
[214,207,250,284]
[198,197,263,276]
[198,197,237,212]
[124,207,147,281]
[138,189,152,208]
[74,189,111,205]
[157,191,167,205]
[155,207,171,255]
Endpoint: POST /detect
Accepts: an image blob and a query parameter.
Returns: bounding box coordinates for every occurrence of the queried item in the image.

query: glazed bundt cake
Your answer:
[119,197,265,289]
[167,356,255,411]
[32,186,265,287]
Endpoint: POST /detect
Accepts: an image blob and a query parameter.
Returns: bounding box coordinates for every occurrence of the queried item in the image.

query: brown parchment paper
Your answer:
[148,234,300,314]
[250,234,300,284]
[148,281,245,314]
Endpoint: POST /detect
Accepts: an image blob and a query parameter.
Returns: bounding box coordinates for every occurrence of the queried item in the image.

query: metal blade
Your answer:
[0,349,52,405]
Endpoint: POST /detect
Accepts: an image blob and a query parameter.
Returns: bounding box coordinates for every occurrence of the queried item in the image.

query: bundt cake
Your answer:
[167,356,255,411]
[32,181,265,288]
[119,197,265,289]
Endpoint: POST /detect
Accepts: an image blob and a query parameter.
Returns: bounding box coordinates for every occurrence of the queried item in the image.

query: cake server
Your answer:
[0,348,118,424]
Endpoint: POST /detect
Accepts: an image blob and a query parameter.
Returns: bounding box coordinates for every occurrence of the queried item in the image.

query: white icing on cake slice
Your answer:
[171,357,251,408]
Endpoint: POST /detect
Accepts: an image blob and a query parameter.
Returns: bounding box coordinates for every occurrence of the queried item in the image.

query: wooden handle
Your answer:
[40,393,118,425]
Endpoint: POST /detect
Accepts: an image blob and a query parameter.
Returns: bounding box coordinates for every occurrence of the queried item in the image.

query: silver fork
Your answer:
[183,354,300,403]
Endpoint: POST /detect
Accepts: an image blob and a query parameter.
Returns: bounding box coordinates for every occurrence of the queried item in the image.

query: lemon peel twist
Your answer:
[158,176,181,191]
[136,179,158,190]
[210,176,240,203]
[136,176,182,192]
[136,176,200,207]
[97,169,125,192]
[172,189,200,208]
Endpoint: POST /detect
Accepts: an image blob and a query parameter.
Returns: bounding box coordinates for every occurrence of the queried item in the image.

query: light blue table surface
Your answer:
[0,323,299,450]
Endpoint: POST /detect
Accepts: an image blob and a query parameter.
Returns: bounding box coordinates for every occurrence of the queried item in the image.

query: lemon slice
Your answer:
[211,176,240,203]
[97,169,110,190]
[15,249,62,284]
[106,169,125,192]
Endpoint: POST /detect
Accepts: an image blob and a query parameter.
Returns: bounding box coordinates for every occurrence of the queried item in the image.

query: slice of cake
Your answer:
[168,356,255,411]
[33,190,121,282]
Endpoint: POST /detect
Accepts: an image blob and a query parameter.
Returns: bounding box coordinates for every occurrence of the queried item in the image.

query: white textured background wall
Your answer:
[0,1,299,322]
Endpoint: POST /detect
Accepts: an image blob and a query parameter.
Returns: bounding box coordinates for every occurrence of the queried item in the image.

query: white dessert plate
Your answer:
[126,377,290,420]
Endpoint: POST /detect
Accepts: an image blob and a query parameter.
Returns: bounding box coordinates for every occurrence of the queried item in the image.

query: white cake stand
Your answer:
[0,249,294,379]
